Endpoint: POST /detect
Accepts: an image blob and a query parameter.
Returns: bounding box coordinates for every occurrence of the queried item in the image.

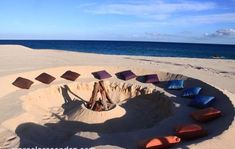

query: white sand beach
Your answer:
[0,45,235,149]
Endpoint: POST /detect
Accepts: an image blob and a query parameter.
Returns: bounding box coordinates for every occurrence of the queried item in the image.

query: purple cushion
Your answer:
[35,73,56,84]
[144,74,159,83]
[93,70,112,80]
[12,77,34,89]
[119,70,136,80]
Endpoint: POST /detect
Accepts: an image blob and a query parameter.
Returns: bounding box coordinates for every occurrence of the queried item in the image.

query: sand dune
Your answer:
[0,45,234,148]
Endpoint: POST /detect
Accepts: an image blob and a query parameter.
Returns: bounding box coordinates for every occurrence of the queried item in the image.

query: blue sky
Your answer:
[0,0,235,44]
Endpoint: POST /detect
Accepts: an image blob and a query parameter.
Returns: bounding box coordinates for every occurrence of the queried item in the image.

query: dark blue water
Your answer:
[0,40,235,59]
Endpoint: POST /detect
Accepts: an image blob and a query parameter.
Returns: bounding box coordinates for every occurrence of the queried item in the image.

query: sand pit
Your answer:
[20,81,173,134]
[0,64,234,148]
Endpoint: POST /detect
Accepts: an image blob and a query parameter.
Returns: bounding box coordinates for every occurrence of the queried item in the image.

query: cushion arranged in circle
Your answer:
[175,124,207,140]
[92,70,112,80]
[191,107,222,122]
[138,136,181,149]
[61,70,80,81]
[189,96,215,109]
[144,74,159,83]
[167,80,184,90]
[182,87,202,98]
[119,70,136,80]
[35,73,56,84]
[12,77,34,89]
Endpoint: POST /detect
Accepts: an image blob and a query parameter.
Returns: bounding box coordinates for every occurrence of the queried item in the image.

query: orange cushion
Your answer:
[191,107,222,122]
[139,136,181,149]
[175,124,207,140]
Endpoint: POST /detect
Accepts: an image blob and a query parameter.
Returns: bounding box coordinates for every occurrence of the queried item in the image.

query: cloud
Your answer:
[144,32,171,40]
[204,29,235,37]
[80,1,216,20]
[79,1,235,25]
[175,13,235,24]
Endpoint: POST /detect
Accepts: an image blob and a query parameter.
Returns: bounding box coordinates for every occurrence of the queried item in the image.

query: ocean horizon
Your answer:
[0,40,235,60]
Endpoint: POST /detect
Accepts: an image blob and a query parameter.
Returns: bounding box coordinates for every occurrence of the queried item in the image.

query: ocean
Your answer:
[0,40,235,60]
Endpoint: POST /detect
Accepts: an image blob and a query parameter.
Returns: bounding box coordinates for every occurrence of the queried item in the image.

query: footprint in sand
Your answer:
[2,135,19,149]
[6,135,17,141]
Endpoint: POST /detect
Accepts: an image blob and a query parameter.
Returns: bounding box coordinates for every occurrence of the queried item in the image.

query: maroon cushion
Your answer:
[61,70,80,81]
[92,70,112,80]
[191,107,222,122]
[12,77,34,89]
[175,124,207,140]
[35,73,56,84]
[119,70,136,80]
[144,74,159,83]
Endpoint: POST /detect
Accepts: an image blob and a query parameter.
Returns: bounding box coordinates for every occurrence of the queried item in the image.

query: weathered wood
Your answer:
[92,100,103,111]
[89,82,101,109]
[88,81,114,111]
[100,89,108,110]
[99,80,114,104]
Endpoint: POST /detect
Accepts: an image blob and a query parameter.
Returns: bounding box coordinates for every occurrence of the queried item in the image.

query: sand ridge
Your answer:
[0,66,233,148]
[0,45,234,148]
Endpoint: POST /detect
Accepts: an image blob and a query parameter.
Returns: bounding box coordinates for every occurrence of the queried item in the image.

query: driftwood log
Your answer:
[87,81,114,111]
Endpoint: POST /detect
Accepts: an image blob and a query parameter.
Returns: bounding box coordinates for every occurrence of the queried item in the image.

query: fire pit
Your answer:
[22,81,173,133]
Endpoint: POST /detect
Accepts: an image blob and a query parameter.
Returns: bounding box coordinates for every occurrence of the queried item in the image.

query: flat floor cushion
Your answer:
[12,77,34,89]
[175,124,207,140]
[35,73,56,84]
[191,107,222,122]
[189,96,215,108]
[144,74,159,83]
[182,87,202,98]
[92,70,112,79]
[139,136,181,149]
[167,80,184,90]
[119,70,136,80]
[61,70,80,81]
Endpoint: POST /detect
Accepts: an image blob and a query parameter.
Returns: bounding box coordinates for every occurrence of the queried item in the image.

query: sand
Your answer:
[0,45,234,148]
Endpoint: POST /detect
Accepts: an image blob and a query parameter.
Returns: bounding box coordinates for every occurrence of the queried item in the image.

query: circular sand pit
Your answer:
[21,81,173,133]
[13,69,234,148]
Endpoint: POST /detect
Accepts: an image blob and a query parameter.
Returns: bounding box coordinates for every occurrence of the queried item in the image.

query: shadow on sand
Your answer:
[15,77,234,148]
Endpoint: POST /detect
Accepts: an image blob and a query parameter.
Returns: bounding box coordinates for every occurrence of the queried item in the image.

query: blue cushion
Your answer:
[189,96,215,108]
[167,80,184,90]
[182,87,202,98]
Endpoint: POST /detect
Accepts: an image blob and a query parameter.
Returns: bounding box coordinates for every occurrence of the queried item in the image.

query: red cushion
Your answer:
[175,124,207,140]
[191,107,222,122]
[139,136,181,149]
[61,70,80,81]
[35,73,56,84]
[12,77,34,89]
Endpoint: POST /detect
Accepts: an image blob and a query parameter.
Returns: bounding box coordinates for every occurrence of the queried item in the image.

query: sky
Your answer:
[0,0,235,44]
